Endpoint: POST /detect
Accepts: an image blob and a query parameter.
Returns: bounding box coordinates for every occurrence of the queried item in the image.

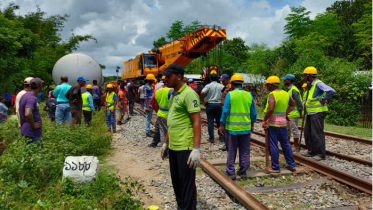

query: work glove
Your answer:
[187,148,201,169]
[161,142,169,160]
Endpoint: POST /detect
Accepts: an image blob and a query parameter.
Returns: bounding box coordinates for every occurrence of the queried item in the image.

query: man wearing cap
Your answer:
[188,79,198,93]
[281,74,303,151]
[53,76,72,126]
[127,79,136,115]
[220,74,231,106]
[302,67,335,161]
[82,84,95,125]
[219,74,257,180]
[65,77,88,125]
[15,77,33,127]
[160,63,201,210]
[19,78,44,145]
[201,74,224,143]
[262,76,296,173]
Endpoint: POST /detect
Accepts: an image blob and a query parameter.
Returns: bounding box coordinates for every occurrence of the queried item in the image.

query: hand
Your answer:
[187,148,201,169]
[320,100,326,105]
[73,99,77,103]
[262,121,268,129]
[145,107,150,112]
[33,121,42,129]
[161,143,169,160]
[203,101,208,107]
[286,116,290,121]
[300,113,303,119]
[111,109,114,113]
[93,112,96,116]
[219,124,225,136]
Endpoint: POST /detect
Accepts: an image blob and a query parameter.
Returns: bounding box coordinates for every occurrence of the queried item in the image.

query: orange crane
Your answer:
[122,25,226,79]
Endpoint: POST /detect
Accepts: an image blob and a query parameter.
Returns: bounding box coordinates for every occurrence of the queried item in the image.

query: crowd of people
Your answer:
[0,64,335,210]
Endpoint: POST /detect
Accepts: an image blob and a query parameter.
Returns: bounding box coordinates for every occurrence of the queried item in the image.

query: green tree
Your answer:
[352,3,372,68]
[153,36,166,48]
[166,20,184,40]
[284,6,312,39]
[183,20,201,34]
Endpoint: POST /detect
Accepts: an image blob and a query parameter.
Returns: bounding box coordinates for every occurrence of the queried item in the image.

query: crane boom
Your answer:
[122,25,226,79]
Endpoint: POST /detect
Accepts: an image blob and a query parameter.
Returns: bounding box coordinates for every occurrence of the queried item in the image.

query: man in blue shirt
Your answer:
[219,74,257,180]
[53,76,72,126]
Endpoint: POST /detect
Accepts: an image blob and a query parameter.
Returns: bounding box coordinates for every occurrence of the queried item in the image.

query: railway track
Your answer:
[134,105,371,209]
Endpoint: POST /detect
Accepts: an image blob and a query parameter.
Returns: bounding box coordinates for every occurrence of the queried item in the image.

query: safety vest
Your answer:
[82,92,92,111]
[264,90,289,127]
[155,87,171,118]
[287,85,301,118]
[305,80,328,113]
[302,90,308,103]
[226,89,252,131]
[106,92,116,110]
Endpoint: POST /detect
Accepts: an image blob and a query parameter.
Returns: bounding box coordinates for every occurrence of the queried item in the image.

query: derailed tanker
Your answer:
[52,53,103,86]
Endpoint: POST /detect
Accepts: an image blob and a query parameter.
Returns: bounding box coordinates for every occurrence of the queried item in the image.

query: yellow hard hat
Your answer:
[145,74,155,80]
[265,76,280,84]
[162,75,166,80]
[231,74,244,82]
[147,205,160,210]
[86,84,93,89]
[303,66,317,75]
[302,83,307,88]
[106,84,113,88]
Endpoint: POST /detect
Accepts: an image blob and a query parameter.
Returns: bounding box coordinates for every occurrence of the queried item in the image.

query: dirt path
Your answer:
[106,125,166,208]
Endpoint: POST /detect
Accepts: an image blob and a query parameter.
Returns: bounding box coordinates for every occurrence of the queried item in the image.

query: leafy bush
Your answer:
[0,111,142,209]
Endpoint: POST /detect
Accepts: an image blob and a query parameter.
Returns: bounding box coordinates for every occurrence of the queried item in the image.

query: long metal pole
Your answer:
[264,129,271,171]
[299,82,310,152]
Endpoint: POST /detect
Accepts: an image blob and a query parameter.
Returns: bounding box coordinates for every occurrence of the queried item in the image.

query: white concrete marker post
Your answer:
[63,156,99,183]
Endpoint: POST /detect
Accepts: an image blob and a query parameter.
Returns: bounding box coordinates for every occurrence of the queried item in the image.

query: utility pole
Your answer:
[116,66,120,81]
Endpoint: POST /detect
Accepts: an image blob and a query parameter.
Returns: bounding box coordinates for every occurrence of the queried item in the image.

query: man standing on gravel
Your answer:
[262,76,296,173]
[201,74,224,143]
[219,74,257,180]
[281,74,303,151]
[302,67,335,161]
[160,63,201,210]
[127,79,136,115]
[144,74,155,137]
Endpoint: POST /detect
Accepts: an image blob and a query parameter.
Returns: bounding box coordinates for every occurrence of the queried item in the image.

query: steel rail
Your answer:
[250,137,372,194]
[135,106,269,209]
[252,131,372,166]
[200,158,269,210]
[255,118,372,145]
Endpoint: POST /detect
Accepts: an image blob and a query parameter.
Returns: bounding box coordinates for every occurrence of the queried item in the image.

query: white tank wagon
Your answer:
[52,53,103,86]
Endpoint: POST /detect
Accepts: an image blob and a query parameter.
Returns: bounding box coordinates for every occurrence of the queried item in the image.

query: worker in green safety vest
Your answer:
[262,76,296,173]
[302,67,335,161]
[281,74,303,151]
[219,73,257,180]
[82,84,95,125]
[148,81,173,148]
[105,84,117,133]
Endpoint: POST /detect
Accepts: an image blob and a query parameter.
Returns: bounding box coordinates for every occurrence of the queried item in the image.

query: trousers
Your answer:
[71,109,82,125]
[140,98,145,109]
[169,149,196,210]
[268,126,295,171]
[118,104,127,122]
[106,110,116,130]
[286,117,300,139]
[226,132,251,175]
[83,110,92,125]
[55,103,71,126]
[145,107,153,134]
[304,112,327,158]
[206,103,223,141]
[129,99,135,114]
[93,98,101,111]
[150,116,168,146]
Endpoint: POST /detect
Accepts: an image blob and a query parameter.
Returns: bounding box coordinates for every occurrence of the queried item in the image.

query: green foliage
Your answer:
[153,36,167,48]
[0,3,97,94]
[284,6,312,39]
[166,20,184,40]
[0,111,142,209]
[154,20,201,47]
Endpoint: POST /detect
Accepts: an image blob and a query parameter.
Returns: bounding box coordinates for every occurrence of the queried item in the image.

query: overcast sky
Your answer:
[2,0,337,76]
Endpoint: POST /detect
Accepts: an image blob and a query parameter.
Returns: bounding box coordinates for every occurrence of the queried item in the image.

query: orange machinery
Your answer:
[122,25,226,79]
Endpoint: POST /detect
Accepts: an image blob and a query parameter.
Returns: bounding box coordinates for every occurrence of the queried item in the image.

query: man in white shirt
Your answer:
[15,77,33,127]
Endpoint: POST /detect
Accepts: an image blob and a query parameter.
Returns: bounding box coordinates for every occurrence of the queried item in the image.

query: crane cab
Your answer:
[122,53,159,80]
